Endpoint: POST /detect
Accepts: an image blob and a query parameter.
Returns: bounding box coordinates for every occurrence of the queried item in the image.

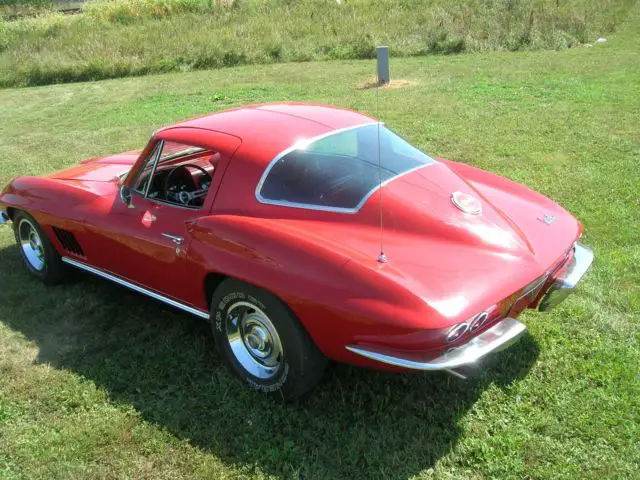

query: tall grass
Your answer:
[0,0,54,19]
[83,0,233,22]
[1,0,52,6]
[0,0,634,88]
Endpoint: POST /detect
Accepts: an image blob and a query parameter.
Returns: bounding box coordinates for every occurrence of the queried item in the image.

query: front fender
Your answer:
[1,176,93,217]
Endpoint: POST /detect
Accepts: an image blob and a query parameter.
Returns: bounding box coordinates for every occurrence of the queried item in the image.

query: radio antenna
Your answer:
[375,70,387,264]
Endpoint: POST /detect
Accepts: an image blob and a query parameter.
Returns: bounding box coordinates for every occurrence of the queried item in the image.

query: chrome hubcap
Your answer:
[18,219,45,272]
[225,301,283,379]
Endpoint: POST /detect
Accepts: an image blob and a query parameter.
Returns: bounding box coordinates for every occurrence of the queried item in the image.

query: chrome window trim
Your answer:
[131,140,163,196]
[143,140,164,198]
[254,122,436,214]
[61,257,210,320]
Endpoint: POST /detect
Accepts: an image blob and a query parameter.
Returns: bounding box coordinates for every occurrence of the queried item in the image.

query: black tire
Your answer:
[12,210,67,285]
[210,278,327,401]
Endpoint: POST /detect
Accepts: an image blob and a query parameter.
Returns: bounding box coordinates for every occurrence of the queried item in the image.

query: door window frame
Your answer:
[130,139,218,211]
[124,129,241,215]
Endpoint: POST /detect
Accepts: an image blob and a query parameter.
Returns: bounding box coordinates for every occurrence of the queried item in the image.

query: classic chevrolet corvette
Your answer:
[0,103,593,400]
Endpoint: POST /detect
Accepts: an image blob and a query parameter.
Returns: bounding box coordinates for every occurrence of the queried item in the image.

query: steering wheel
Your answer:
[163,164,212,205]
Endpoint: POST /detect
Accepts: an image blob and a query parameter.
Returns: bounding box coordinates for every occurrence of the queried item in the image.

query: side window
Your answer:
[133,140,219,209]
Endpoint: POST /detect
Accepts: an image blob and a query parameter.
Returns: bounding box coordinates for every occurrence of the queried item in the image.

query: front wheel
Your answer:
[13,210,66,285]
[210,279,327,401]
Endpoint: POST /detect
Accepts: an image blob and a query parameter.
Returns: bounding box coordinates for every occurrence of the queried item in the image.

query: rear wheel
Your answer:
[13,211,66,285]
[210,279,327,401]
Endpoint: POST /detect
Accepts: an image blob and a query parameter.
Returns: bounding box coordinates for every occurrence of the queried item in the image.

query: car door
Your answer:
[109,193,203,306]
[98,133,237,310]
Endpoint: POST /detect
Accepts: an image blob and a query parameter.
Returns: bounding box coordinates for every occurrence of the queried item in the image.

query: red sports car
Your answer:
[0,103,593,400]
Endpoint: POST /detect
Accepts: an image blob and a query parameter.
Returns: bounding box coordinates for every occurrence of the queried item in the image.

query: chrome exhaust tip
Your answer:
[445,364,479,380]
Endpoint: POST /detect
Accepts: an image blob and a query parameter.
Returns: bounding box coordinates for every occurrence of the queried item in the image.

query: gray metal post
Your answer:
[376,46,390,85]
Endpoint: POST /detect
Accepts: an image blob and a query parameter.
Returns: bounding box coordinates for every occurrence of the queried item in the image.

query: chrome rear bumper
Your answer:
[0,210,9,225]
[538,242,594,311]
[346,317,526,373]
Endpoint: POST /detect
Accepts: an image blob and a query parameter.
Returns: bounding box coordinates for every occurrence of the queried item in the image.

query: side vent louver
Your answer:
[52,227,85,257]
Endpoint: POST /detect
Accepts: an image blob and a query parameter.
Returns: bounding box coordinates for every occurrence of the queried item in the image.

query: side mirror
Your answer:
[120,185,134,208]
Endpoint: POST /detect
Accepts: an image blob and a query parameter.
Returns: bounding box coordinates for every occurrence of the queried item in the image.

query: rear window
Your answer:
[257,124,436,211]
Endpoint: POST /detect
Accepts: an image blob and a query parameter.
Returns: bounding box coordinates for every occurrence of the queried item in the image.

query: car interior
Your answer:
[133,143,220,208]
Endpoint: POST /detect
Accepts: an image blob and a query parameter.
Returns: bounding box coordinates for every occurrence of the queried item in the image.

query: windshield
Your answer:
[257,124,436,211]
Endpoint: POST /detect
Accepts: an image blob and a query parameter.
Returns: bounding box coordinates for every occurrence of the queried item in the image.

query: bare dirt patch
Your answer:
[357,78,419,90]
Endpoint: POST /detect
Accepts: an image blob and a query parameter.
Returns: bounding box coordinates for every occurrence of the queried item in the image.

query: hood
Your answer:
[48,150,140,183]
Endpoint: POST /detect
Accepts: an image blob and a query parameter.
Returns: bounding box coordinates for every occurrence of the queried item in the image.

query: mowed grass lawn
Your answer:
[1,11,639,480]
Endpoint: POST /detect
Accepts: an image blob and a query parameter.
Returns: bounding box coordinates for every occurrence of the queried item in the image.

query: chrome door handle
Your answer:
[161,233,184,245]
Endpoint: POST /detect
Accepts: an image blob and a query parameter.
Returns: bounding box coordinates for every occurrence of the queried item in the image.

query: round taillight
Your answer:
[446,323,469,343]
[469,312,489,332]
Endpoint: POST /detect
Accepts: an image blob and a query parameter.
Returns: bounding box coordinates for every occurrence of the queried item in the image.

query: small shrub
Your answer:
[222,51,246,67]
[329,36,376,60]
[266,43,283,60]
[426,30,448,54]
[191,51,221,70]
[440,36,466,54]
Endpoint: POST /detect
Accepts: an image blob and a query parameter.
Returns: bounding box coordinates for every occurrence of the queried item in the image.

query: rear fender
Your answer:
[186,215,435,361]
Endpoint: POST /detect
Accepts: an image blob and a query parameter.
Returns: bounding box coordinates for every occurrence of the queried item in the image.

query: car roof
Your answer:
[157,103,376,164]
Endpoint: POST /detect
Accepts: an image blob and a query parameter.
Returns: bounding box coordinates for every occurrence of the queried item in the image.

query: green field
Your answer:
[1,4,639,480]
[1,0,636,88]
